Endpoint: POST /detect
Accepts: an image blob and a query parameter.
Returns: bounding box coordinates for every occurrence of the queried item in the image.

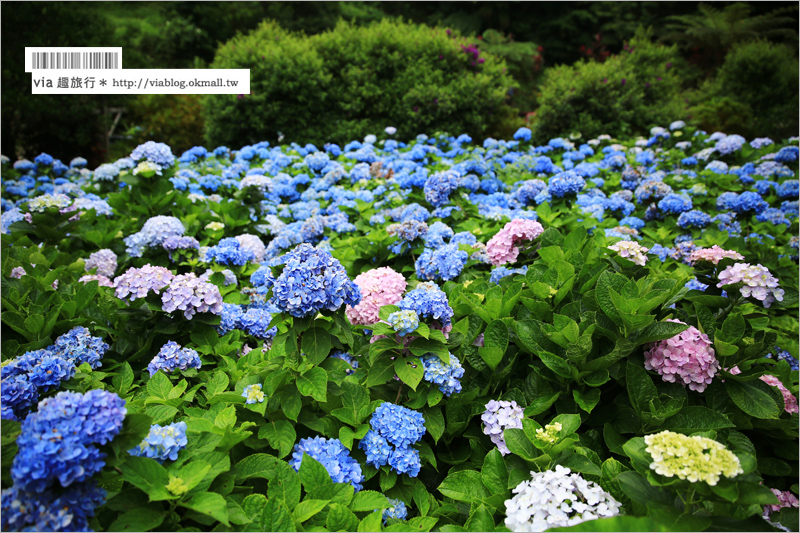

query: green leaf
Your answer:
[480,449,508,495]
[538,351,573,379]
[366,357,398,387]
[595,272,623,325]
[278,387,302,421]
[464,504,494,532]
[558,453,601,476]
[111,362,134,395]
[297,367,328,402]
[626,361,657,418]
[108,509,167,532]
[459,292,492,324]
[120,456,173,501]
[423,406,445,443]
[358,511,383,532]
[726,380,780,419]
[351,490,390,512]
[379,305,401,322]
[176,461,213,493]
[181,492,230,526]
[548,515,671,532]
[205,372,230,398]
[147,371,173,400]
[258,420,296,459]
[720,312,745,344]
[293,499,328,523]
[298,453,333,492]
[267,460,302,509]
[573,388,601,413]
[663,406,735,432]
[477,347,504,371]
[234,453,279,482]
[333,381,370,427]
[616,471,672,506]
[395,356,424,390]
[327,503,359,531]
[260,499,294,532]
[737,482,781,505]
[504,428,538,462]
[242,494,267,522]
[303,326,333,365]
[438,470,489,503]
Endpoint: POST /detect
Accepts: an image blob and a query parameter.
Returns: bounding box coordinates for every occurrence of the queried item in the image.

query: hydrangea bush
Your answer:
[1,125,798,532]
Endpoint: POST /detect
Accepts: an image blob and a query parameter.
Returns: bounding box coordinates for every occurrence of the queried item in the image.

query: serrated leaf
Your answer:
[438,470,489,503]
[297,367,328,402]
[351,490,390,512]
[181,492,230,526]
[726,380,780,419]
[260,499,293,532]
[258,420,296,459]
[303,326,333,365]
[395,356,423,390]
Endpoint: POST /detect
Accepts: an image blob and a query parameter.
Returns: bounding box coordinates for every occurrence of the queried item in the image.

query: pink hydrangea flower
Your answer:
[717,263,784,308]
[79,274,114,288]
[486,219,544,266]
[763,488,799,522]
[644,319,719,392]
[345,267,407,325]
[759,374,799,414]
[688,245,744,265]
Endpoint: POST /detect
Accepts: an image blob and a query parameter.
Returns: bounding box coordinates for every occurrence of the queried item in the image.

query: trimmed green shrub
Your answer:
[204,19,517,147]
[530,28,687,142]
[690,40,799,139]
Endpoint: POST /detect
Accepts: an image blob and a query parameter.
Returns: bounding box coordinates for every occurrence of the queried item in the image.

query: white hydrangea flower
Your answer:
[504,466,621,532]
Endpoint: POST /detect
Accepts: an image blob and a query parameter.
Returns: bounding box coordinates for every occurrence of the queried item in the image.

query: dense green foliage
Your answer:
[530,30,687,142]
[690,40,799,139]
[205,19,518,147]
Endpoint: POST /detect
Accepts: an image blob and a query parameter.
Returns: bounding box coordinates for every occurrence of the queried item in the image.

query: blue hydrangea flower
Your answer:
[129,421,188,462]
[424,170,461,207]
[130,141,175,167]
[677,209,712,229]
[239,307,278,340]
[421,353,464,396]
[124,216,185,257]
[489,265,528,285]
[423,221,454,249]
[658,193,693,214]
[756,207,791,227]
[387,446,422,477]
[415,244,468,282]
[777,180,799,199]
[217,303,245,336]
[204,237,256,266]
[12,390,126,493]
[513,127,532,142]
[731,191,768,215]
[289,437,363,490]
[147,341,201,376]
[368,402,426,449]
[1,481,107,532]
[774,146,799,164]
[0,374,39,421]
[387,310,419,336]
[269,244,360,317]
[398,282,454,327]
[548,171,585,197]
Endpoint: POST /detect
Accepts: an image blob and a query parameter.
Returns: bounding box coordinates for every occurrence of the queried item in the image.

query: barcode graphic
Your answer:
[30,52,119,70]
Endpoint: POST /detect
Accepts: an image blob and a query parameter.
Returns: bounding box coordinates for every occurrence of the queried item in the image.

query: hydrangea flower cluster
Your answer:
[360,403,426,477]
[113,264,174,301]
[147,341,202,376]
[130,140,175,167]
[504,466,621,532]
[289,436,363,490]
[204,237,256,266]
[242,383,266,404]
[424,170,461,206]
[1,327,109,421]
[415,243,468,281]
[387,309,419,336]
[481,400,524,455]
[26,193,72,213]
[387,220,428,254]
[269,244,360,317]
[644,430,743,485]
[398,282,454,327]
[687,245,744,265]
[763,488,799,525]
[129,421,189,462]
[759,375,799,414]
[1,480,107,532]
[717,263,784,308]
[607,241,649,265]
[421,353,464,396]
[84,248,117,278]
[489,265,528,285]
[235,234,267,262]
[644,319,719,392]
[11,390,126,493]
[548,170,586,197]
[383,499,408,524]
[346,267,407,326]
[535,422,563,445]
[486,219,545,266]
[124,215,185,257]
[161,273,224,319]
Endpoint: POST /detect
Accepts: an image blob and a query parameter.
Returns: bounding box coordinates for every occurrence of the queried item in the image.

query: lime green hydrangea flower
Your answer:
[644,430,743,486]
[535,422,562,445]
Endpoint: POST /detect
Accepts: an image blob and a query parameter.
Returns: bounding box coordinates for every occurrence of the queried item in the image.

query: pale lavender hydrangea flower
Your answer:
[717,263,784,308]
[161,273,223,319]
[114,265,174,302]
[84,249,117,278]
[482,400,524,455]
